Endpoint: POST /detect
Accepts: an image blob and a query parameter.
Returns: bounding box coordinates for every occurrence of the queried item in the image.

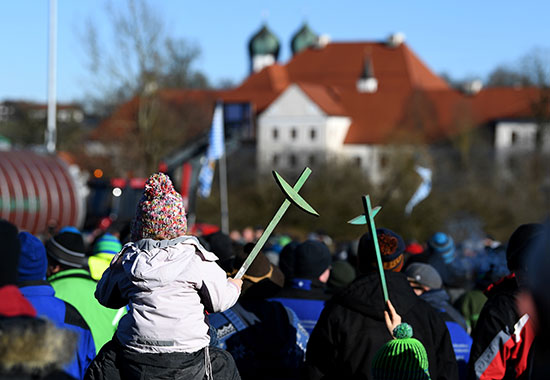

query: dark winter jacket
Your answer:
[305,271,458,380]
[467,275,535,380]
[84,336,240,380]
[270,278,330,334]
[209,299,309,380]
[19,282,96,380]
[421,289,473,379]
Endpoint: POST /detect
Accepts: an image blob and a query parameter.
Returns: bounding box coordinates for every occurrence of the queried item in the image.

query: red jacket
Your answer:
[468,275,535,380]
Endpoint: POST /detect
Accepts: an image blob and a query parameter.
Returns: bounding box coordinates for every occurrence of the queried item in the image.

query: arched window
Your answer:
[310,128,317,140]
[272,128,279,140]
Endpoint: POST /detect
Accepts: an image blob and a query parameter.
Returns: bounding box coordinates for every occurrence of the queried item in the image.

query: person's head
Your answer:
[404,263,443,296]
[357,228,405,274]
[371,323,431,380]
[131,173,187,241]
[92,233,122,256]
[0,219,21,287]
[204,231,235,273]
[506,223,545,277]
[284,239,332,282]
[17,232,48,282]
[427,232,455,264]
[45,227,88,275]
[327,260,356,291]
[231,243,285,298]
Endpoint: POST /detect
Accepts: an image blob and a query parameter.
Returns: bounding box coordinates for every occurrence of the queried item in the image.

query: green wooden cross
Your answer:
[347,195,389,303]
[234,167,319,279]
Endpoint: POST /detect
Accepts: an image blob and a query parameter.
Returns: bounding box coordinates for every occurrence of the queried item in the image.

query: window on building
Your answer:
[289,154,297,167]
[511,131,518,145]
[309,154,315,166]
[291,128,297,140]
[379,154,389,169]
[355,156,362,167]
[272,128,278,140]
[273,154,279,165]
[310,128,317,140]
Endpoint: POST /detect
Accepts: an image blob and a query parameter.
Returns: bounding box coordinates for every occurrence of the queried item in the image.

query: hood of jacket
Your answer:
[122,236,219,290]
[0,317,76,375]
[331,271,418,321]
[420,288,451,310]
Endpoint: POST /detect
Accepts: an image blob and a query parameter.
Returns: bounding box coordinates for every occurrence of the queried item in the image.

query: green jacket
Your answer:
[48,268,126,353]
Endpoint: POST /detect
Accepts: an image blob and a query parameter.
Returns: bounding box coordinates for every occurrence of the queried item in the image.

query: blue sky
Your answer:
[1,1,549,103]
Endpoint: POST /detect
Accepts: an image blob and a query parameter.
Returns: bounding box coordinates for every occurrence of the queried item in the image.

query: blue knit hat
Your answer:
[428,232,455,264]
[17,232,47,281]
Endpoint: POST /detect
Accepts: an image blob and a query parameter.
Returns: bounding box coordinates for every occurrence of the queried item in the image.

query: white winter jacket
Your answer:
[95,236,240,353]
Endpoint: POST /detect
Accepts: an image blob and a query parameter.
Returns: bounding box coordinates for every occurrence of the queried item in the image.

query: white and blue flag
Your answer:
[198,102,224,198]
[405,165,432,215]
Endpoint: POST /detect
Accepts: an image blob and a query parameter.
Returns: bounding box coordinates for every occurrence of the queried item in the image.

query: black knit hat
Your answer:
[506,223,545,272]
[358,228,405,274]
[279,241,299,279]
[46,228,88,268]
[0,219,21,286]
[204,231,235,273]
[292,240,332,279]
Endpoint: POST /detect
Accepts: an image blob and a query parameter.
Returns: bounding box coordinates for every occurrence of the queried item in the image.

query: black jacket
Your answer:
[305,271,458,380]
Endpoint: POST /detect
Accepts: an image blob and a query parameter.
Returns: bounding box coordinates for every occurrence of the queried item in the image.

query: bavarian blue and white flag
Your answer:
[198,102,224,198]
[405,165,432,215]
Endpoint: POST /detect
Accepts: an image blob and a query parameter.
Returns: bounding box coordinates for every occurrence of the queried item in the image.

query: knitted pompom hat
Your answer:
[371,323,431,380]
[427,232,455,264]
[358,228,406,273]
[131,173,187,241]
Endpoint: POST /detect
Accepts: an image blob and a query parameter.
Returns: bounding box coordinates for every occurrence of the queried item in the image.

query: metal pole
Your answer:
[46,0,57,153]
[219,150,229,234]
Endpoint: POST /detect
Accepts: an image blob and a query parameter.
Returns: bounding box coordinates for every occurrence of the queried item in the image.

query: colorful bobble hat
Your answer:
[131,173,187,241]
[371,323,431,380]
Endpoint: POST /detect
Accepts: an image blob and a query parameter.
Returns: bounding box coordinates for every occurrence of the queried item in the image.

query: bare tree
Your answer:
[80,0,213,176]
[81,0,210,111]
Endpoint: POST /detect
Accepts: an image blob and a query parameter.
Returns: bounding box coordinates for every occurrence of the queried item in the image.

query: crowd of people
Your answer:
[1,171,549,379]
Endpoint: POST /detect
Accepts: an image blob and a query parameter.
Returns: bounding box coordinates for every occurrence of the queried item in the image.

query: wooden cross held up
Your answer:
[348,195,389,303]
[234,167,319,279]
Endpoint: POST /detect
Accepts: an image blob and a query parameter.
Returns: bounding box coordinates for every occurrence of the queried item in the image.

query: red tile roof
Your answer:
[99,40,542,146]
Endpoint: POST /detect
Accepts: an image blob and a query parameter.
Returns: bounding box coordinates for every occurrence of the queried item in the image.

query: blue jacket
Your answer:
[270,278,330,334]
[421,288,472,380]
[19,281,96,379]
[209,299,309,380]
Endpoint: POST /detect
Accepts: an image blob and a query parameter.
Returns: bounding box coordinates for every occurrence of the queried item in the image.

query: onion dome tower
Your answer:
[291,23,318,56]
[248,24,280,74]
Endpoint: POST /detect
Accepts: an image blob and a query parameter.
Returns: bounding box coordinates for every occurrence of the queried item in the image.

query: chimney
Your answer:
[387,32,406,48]
[462,79,483,95]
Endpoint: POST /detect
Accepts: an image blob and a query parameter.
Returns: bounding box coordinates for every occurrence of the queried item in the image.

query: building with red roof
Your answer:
[97,24,544,183]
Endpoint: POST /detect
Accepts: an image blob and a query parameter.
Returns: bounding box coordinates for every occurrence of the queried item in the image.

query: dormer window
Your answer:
[357,57,378,93]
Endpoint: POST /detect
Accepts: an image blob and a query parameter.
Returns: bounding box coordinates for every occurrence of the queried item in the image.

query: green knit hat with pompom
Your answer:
[371,323,431,380]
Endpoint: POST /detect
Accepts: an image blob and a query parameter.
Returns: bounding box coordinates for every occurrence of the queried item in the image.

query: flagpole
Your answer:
[219,147,229,234]
[46,0,57,153]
